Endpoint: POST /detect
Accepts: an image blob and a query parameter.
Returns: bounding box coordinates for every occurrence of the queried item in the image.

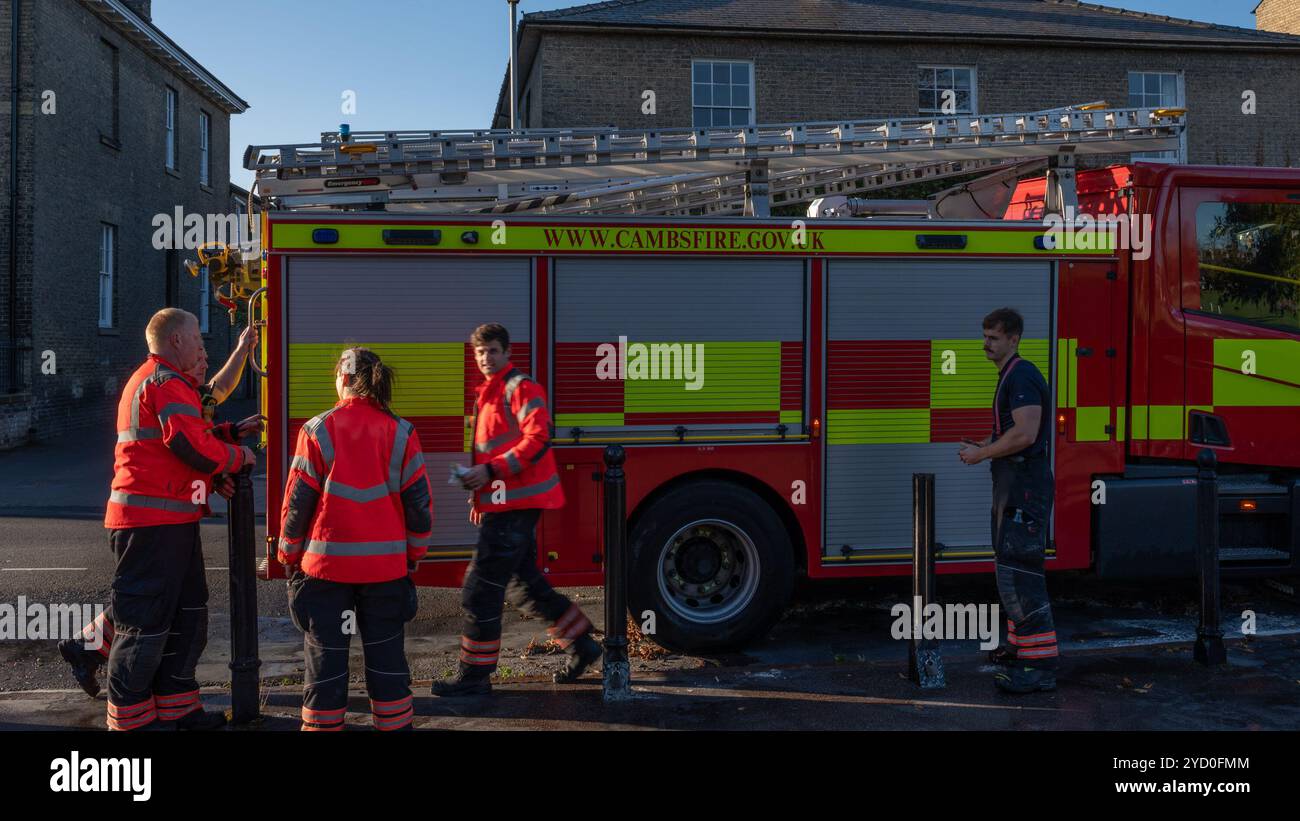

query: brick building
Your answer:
[0,0,248,448]
[493,0,1300,169]
[1256,0,1300,35]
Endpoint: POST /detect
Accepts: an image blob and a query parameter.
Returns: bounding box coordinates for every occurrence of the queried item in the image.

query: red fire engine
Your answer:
[224,105,1299,652]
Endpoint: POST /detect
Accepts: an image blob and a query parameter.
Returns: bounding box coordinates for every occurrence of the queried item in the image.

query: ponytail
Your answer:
[336,347,396,409]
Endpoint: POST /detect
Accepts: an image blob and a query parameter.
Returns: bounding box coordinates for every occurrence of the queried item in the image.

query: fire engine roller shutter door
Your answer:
[825,260,1055,556]
[553,258,806,433]
[285,255,532,547]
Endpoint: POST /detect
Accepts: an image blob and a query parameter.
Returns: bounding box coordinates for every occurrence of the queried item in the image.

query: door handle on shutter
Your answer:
[1076,347,1093,357]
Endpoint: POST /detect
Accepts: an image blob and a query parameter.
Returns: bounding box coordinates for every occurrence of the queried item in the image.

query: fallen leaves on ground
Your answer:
[519,637,563,658]
[626,616,671,660]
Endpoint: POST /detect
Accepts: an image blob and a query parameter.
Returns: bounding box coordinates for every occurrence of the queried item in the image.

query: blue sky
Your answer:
[150,0,1265,189]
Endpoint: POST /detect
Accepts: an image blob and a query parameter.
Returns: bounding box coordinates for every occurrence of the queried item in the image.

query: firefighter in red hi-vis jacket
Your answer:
[103,309,257,731]
[432,323,602,698]
[278,348,432,731]
[61,327,263,699]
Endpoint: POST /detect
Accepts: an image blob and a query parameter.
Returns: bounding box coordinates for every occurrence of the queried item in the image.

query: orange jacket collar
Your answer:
[147,353,198,388]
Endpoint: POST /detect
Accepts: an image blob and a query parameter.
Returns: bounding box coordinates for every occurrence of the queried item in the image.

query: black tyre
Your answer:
[628,480,794,654]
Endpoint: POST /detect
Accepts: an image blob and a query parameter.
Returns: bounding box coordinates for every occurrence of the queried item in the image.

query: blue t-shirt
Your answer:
[992,355,1049,459]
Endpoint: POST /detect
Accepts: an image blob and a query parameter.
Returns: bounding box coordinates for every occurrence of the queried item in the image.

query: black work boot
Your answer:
[172,708,229,731]
[431,667,492,697]
[993,665,1057,694]
[553,634,603,684]
[58,639,102,698]
[987,646,1017,666]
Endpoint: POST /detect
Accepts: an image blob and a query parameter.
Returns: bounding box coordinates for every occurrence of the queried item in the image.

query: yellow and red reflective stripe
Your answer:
[107,697,157,731]
[1017,645,1060,658]
[1016,631,1058,646]
[546,603,592,642]
[301,704,346,731]
[155,689,201,721]
[371,695,414,731]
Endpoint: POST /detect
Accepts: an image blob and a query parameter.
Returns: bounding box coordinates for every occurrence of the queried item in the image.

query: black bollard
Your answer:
[602,445,632,701]
[909,473,945,689]
[1194,449,1227,666]
[227,465,262,722]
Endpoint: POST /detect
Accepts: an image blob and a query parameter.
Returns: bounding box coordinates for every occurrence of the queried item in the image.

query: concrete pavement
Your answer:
[2,634,1297,731]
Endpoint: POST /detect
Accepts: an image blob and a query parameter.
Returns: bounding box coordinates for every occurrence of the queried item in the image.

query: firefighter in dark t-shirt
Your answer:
[958,308,1058,693]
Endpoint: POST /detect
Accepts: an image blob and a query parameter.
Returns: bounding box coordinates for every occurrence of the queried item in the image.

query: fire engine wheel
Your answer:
[629,481,794,654]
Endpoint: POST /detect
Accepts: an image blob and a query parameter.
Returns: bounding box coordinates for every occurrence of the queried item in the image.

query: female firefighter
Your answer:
[277,347,433,731]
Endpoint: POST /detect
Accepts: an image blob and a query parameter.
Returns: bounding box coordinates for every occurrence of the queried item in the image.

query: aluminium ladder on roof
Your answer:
[244,104,1185,217]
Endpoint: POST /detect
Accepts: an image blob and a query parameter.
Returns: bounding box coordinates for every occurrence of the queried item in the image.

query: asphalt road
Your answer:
[4,514,1300,717]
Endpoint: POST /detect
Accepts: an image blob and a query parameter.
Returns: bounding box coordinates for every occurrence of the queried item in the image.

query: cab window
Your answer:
[1195,201,1300,333]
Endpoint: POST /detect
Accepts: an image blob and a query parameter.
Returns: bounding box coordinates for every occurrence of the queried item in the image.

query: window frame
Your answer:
[100,39,120,147]
[1183,193,1300,336]
[917,65,977,116]
[165,86,178,171]
[691,60,755,128]
[198,110,211,187]
[198,266,210,333]
[1127,70,1185,163]
[98,224,116,329]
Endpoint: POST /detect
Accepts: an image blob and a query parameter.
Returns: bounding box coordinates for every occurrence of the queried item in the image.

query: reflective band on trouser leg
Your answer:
[107,696,157,731]
[301,705,346,732]
[459,636,500,666]
[155,689,201,721]
[371,695,414,731]
[1015,631,1059,661]
[1005,619,1018,648]
[546,603,593,650]
[82,610,115,659]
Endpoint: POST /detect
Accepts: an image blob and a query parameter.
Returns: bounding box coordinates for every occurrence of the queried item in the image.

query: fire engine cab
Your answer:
[218,104,1299,652]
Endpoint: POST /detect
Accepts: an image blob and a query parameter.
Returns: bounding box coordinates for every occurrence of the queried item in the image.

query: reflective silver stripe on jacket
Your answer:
[501,474,560,502]
[117,429,161,443]
[278,538,304,556]
[108,490,200,513]
[474,430,515,454]
[504,372,528,405]
[406,533,433,548]
[473,374,526,454]
[387,419,412,493]
[504,451,522,475]
[400,453,424,486]
[290,455,319,482]
[303,407,342,469]
[123,363,186,442]
[305,539,408,557]
[157,402,200,427]
[320,479,392,504]
[515,397,544,425]
[222,444,241,473]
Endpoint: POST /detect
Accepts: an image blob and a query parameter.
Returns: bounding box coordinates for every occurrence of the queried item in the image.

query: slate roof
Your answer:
[524,0,1300,47]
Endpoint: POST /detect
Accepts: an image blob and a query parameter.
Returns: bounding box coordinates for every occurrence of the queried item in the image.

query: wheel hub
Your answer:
[658,519,760,625]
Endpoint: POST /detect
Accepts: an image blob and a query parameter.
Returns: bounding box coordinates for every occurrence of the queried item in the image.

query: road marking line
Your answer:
[1,567,88,571]
[636,683,1075,712]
